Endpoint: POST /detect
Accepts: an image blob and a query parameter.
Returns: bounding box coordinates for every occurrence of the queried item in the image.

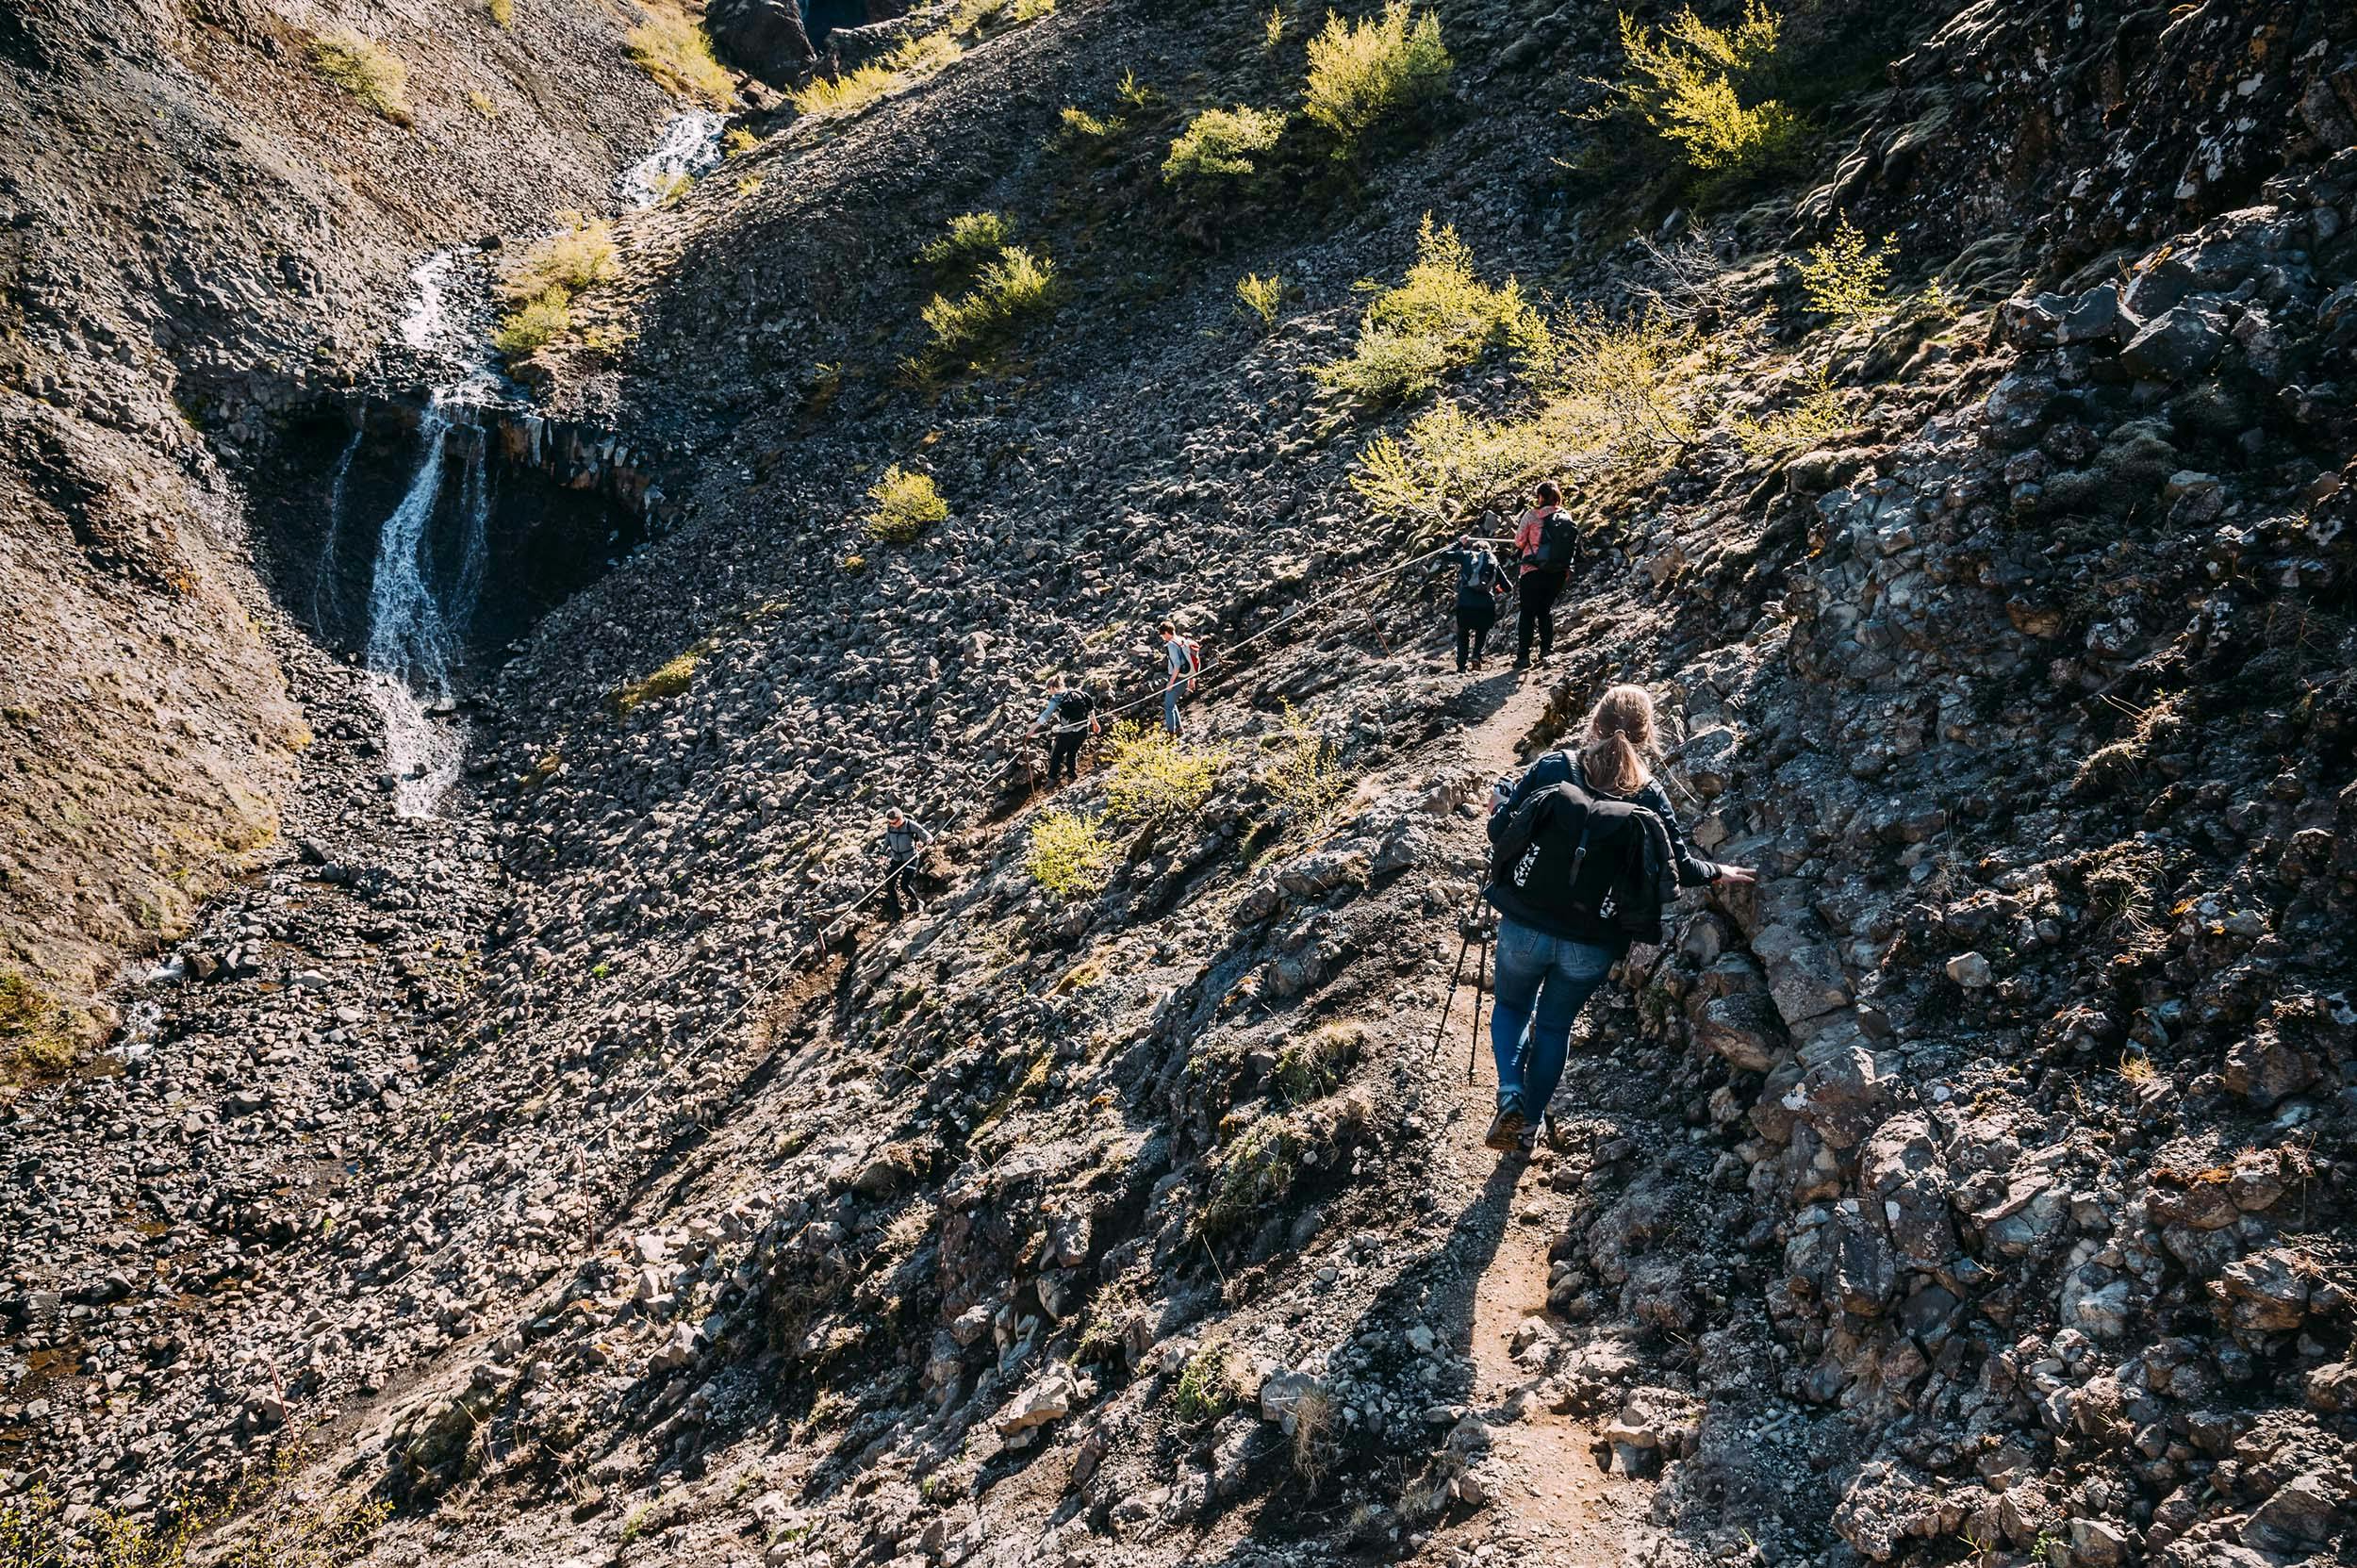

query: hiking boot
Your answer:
[1484,1103,1526,1152]
[1511,657,1530,671]
[1518,1112,1555,1154]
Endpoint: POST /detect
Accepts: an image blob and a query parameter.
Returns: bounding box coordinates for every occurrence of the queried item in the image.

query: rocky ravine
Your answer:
[6,3,2357,1568]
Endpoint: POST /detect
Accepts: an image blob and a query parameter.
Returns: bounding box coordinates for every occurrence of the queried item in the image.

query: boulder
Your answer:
[2119,302,2229,381]
[706,0,817,88]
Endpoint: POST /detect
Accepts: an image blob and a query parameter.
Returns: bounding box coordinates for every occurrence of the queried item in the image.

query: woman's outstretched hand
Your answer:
[1713,865,1757,886]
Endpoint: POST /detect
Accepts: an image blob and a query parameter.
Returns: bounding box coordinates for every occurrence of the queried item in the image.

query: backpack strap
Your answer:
[1564,816,1595,887]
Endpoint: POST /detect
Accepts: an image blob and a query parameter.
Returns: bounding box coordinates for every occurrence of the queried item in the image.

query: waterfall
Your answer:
[354,252,502,819]
[308,427,364,634]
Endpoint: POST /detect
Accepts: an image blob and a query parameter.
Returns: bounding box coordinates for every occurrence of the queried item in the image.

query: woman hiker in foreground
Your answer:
[1481,685,1756,1153]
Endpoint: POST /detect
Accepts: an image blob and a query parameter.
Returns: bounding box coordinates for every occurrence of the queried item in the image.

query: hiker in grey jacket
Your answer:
[880,807,932,918]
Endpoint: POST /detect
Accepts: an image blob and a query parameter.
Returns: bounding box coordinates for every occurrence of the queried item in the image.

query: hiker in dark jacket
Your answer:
[1480,685,1755,1152]
[1510,480,1577,670]
[1028,674,1100,784]
[879,807,932,918]
[1447,529,1510,672]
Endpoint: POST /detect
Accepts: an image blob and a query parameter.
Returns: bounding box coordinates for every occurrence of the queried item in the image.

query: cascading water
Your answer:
[356,252,503,817]
[349,113,714,816]
[308,428,364,632]
[617,108,727,207]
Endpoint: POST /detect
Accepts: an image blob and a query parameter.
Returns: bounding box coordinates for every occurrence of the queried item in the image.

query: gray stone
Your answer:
[2120,302,2229,381]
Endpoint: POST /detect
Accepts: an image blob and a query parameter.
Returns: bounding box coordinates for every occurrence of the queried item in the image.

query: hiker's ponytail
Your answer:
[1578,684,1659,796]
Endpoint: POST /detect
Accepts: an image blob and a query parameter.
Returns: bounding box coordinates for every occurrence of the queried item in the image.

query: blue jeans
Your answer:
[1163,679,1184,734]
[1489,915,1616,1116]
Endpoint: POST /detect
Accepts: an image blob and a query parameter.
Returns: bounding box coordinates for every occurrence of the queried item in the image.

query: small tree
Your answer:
[1236,272,1283,331]
[1301,2,1451,156]
[864,465,948,543]
[1603,2,1797,176]
[1797,215,1897,326]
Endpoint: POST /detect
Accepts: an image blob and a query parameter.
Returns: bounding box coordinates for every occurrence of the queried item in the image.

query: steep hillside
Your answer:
[0,0,680,1067]
[5,3,2356,1568]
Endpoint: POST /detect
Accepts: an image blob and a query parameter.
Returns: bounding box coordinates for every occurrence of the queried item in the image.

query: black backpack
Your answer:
[1532,507,1578,571]
[1488,780,1654,938]
[1051,689,1096,731]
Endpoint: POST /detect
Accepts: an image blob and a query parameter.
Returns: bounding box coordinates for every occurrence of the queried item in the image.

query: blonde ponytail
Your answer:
[1578,684,1659,796]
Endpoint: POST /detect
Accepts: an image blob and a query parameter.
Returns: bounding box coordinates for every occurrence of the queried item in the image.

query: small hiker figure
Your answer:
[1448,526,1510,672]
[879,806,933,918]
[1480,685,1755,1153]
[1029,673,1100,785]
[1158,620,1201,737]
[1511,480,1579,671]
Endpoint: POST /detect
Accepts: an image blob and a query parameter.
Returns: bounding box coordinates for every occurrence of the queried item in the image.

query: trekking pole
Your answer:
[1430,933,1473,1061]
[1466,918,1489,1083]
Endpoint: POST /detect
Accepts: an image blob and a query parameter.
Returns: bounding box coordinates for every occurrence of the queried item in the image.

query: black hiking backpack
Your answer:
[1531,507,1579,571]
[1486,779,1657,941]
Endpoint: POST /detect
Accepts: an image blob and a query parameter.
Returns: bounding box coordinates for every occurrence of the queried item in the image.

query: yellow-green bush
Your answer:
[1261,703,1351,821]
[1027,810,1116,900]
[864,464,949,543]
[628,13,737,106]
[1315,215,1531,406]
[1262,6,1287,50]
[911,245,1058,373]
[918,210,1015,270]
[487,0,513,25]
[1102,723,1224,822]
[611,649,701,715]
[791,32,961,114]
[1196,1121,1303,1241]
[1301,2,1450,155]
[493,213,618,359]
[1162,105,1288,184]
[491,289,570,356]
[1060,105,1113,139]
[0,971,74,1079]
[1351,400,1552,538]
[1797,214,1896,325]
[310,30,412,124]
[1731,366,1855,456]
[724,125,760,157]
[1514,302,1716,465]
[1604,1,1797,175]
[1237,272,1284,330]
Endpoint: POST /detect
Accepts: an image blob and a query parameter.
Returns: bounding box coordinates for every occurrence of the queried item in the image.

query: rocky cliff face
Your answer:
[4,4,2354,1568]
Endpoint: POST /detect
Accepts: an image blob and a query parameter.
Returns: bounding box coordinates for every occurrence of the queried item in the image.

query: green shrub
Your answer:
[1060,105,1113,139]
[503,212,618,301]
[629,13,738,106]
[1102,723,1224,822]
[1797,214,1896,326]
[918,210,1015,270]
[1196,1121,1302,1241]
[1162,105,1288,184]
[911,245,1058,373]
[1351,400,1552,538]
[467,89,501,118]
[1028,811,1117,900]
[1603,2,1798,176]
[864,464,949,543]
[1270,1020,1366,1104]
[724,126,759,156]
[1514,302,1717,466]
[310,30,412,124]
[1237,272,1283,330]
[1014,0,1056,20]
[1172,1342,1239,1423]
[611,650,701,715]
[1315,214,1531,406]
[1301,2,1450,155]
[491,289,570,356]
[1731,366,1855,456]
[0,972,74,1079]
[1262,6,1287,50]
[488,0,513,25]
[1261,703,1351,821]
[493,213,618,359]
[793,32,962,114]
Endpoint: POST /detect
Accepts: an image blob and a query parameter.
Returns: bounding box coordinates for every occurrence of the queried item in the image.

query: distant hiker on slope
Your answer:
[1158,620,1202,737]
[879,807,933,918]
[1447,527,1511,672]
[1481,684,1755,1153]
[1511,481,1578,671]
[1028,673,1100,785]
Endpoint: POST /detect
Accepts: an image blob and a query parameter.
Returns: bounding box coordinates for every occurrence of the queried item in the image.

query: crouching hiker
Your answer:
[1029,674,1100,785]
[1480,684,1755,1152]
[879,806,933,918]
[1448,527,1510,672]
